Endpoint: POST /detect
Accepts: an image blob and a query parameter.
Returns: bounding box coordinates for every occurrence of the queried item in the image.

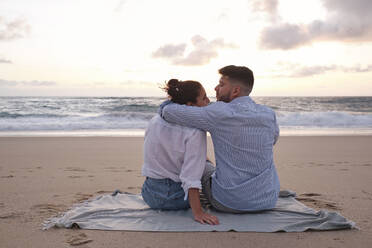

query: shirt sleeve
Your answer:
[162,103,213,131]
[157,100,172,116]
[179,130,207,200]
[273,113,280,145]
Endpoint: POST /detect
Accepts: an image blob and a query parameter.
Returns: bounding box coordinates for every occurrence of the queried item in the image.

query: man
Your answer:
[160,65,280,213]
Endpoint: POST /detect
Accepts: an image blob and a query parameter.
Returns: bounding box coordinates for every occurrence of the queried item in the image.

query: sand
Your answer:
[0,136,371,248]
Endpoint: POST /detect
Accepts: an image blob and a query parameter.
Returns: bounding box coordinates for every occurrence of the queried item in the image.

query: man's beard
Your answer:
[217,91,232,103]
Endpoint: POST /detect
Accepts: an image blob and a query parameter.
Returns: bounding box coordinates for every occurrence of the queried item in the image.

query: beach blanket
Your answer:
[43,190,355,232]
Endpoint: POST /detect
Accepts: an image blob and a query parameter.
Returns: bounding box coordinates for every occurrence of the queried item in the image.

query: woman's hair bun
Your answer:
[161,78,202,105]
[167,79,180,87]
[166,79,181,98]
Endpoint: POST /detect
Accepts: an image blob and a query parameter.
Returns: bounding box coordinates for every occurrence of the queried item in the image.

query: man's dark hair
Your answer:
[219,65,254,94]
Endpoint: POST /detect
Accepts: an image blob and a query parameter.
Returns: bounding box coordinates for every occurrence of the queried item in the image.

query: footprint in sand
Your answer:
[125,186,142,193]
[75,193,94,202]
[104,166,123,171]
[296,194,340,210]
[64,167,86,172]
[1,175,14,178]
[104,167,122,172]
[69,175,82,179]
[96,190,112,194]
[31,204,66,215]
[361,163,372,167]
[333,237,345,243]
[65,232,93,246]
[300,193,322,197]
[361,190,372,197]
[0,211,25,219]
[336,161,350,165]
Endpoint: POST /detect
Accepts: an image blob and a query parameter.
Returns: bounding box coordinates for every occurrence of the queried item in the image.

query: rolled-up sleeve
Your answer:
[273,113,280,145]
[179,130,207,200]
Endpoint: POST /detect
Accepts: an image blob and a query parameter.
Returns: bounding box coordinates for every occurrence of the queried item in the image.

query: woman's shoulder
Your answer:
[150,114,204,135]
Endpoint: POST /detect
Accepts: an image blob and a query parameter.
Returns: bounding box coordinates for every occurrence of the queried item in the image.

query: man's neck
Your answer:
[230,94,249,102]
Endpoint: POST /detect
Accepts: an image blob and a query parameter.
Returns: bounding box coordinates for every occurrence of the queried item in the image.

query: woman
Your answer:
[141,79,219,225]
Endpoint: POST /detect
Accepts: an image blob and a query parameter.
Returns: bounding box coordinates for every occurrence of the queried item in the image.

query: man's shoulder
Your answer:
[231,97,275,113]
[256,103,276,114]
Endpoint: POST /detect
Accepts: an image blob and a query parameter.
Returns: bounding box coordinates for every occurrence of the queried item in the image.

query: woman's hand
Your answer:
[193,211,219,225]
[188,188,219,225]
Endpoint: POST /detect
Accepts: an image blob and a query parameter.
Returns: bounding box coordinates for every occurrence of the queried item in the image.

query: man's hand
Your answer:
[193,211,219,225]
[157,100,172,117]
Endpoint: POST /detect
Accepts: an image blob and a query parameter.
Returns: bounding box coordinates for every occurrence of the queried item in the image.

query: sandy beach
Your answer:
[0,136,371,248]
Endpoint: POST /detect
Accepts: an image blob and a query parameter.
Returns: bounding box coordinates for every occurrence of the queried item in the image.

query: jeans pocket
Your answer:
[141,178,189,210]
[141,182,166,209]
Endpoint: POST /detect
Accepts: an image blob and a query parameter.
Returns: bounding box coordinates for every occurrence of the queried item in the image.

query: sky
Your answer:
[0,0,372,97]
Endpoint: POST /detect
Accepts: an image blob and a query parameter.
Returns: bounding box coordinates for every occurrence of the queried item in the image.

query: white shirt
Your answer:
[142,114,207,200]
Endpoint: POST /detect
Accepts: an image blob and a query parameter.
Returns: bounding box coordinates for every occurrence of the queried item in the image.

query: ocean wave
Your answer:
[1,95,372,132]
[0,112,156,131]
[0,111,371,131]
[0,111,70,119]
[277,111,372,128]
[107,104,158,112]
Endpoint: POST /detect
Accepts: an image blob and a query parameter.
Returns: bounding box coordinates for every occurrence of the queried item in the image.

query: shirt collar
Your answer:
[230,96,255,104]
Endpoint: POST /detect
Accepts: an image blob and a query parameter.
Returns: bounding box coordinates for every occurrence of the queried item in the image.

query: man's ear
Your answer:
[186,101,193,106]
[231,86,241,98]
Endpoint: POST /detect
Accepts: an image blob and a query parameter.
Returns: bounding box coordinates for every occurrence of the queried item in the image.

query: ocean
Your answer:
[0,96,371,136]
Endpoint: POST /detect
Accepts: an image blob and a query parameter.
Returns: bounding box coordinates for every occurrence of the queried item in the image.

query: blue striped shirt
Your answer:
[161,96,280,211]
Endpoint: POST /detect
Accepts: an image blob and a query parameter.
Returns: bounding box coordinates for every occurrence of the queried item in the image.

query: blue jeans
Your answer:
[141,177,190,210]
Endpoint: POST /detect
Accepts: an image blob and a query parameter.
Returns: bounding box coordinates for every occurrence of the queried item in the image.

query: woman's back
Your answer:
[142,114,206,184]
[140,78,218,225]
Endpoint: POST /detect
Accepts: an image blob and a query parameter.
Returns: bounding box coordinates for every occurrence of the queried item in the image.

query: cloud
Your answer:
[93,80,156,87]
[0,79,57,87]
[114,0,128,13]
[260,23,310,49]
[289,65,337,77]
[0,17,31,41]
[274,62,372,77]
[250,0,279,22]
[119,80,156,87]
[259,0,372,50]
[152,44,186,58]
[0,58,12,64]
[217,12,229,22]
[152,35,238,66]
